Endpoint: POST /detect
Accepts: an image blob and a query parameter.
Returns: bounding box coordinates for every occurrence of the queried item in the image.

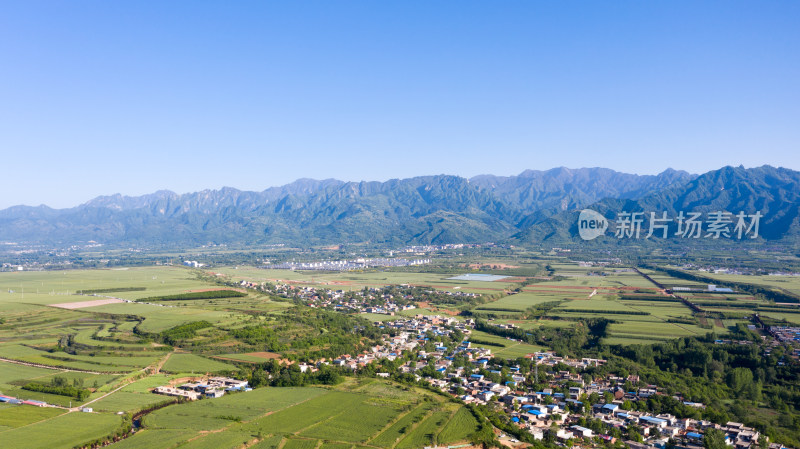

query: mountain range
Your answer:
[1,165,798,248]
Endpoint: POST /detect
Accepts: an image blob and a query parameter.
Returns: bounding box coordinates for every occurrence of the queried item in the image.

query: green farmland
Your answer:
[125,379,477,449]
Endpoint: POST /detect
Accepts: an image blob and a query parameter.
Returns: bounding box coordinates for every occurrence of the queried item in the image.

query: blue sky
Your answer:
[0,1,798,208]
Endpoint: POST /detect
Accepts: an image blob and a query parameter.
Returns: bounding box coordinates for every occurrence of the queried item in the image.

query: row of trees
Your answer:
[23,375,91,400]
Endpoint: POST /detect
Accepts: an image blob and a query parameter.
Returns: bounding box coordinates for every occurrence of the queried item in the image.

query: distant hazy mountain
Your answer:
[0,166,796,248]
[0,175,513,246]
[514,165,800,244]
[470,167,696,213]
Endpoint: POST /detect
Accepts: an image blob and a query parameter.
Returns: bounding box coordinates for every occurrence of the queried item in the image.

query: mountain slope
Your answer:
[514,165,800,243]
[470,167,696,213]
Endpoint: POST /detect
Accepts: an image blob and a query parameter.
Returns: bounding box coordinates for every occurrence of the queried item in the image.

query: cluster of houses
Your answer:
[380,314,473,335]
[421,350,776,449]
[767,326,800,360]
[323,315,789,449]
[153,376,249,401]
[586,408,764,449]
[243,280,479,315]
[770,326,800,344]
[298,315,465,372]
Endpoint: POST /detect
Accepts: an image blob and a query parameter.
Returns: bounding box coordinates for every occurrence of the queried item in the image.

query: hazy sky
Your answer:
[1,1,798,208]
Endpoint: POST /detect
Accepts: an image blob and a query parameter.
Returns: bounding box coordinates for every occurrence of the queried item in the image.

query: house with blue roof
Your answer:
[527,409,546,419]
[686,432,702,440]
[639,416,667,427]
[602,403,619,413]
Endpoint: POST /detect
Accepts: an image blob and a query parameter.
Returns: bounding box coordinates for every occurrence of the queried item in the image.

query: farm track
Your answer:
[154,351,174,374]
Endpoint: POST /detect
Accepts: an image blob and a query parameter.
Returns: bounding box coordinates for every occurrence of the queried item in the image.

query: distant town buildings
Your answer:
[264,258,430,271]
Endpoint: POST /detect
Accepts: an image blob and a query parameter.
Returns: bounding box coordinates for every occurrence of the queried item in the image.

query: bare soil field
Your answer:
[50,298,125,309]
[247,352,282,359]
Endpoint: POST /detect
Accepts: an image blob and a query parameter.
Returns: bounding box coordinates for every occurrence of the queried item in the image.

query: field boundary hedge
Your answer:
[138,290,247,301]
[78,287,147,294]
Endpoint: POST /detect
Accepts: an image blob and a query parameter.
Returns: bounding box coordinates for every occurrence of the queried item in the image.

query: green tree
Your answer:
[727,367,754,397]
[704,428,727,449]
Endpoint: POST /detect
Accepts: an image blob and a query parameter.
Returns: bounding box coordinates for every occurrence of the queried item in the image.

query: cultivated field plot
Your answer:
[550,294,709,343]
[125,380,477,449]
[475,292,564,312]
[469,330,544,357]
[0,411,124,449]
[466,262,732,345]
[545,274,658,290]
[556,296,638,312]
[0,266,213,305]
[213,352,283,364]
[682,272,800,297]
[756,311,800,325]
[0,405,64,431]
[448,273,509,282]
[82,302,246,333]
[160,353,236,374]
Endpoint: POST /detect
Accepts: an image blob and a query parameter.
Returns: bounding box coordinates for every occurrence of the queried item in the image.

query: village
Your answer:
[289,314,791,449]
[223,278,800,449]
[239,279,481,314]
